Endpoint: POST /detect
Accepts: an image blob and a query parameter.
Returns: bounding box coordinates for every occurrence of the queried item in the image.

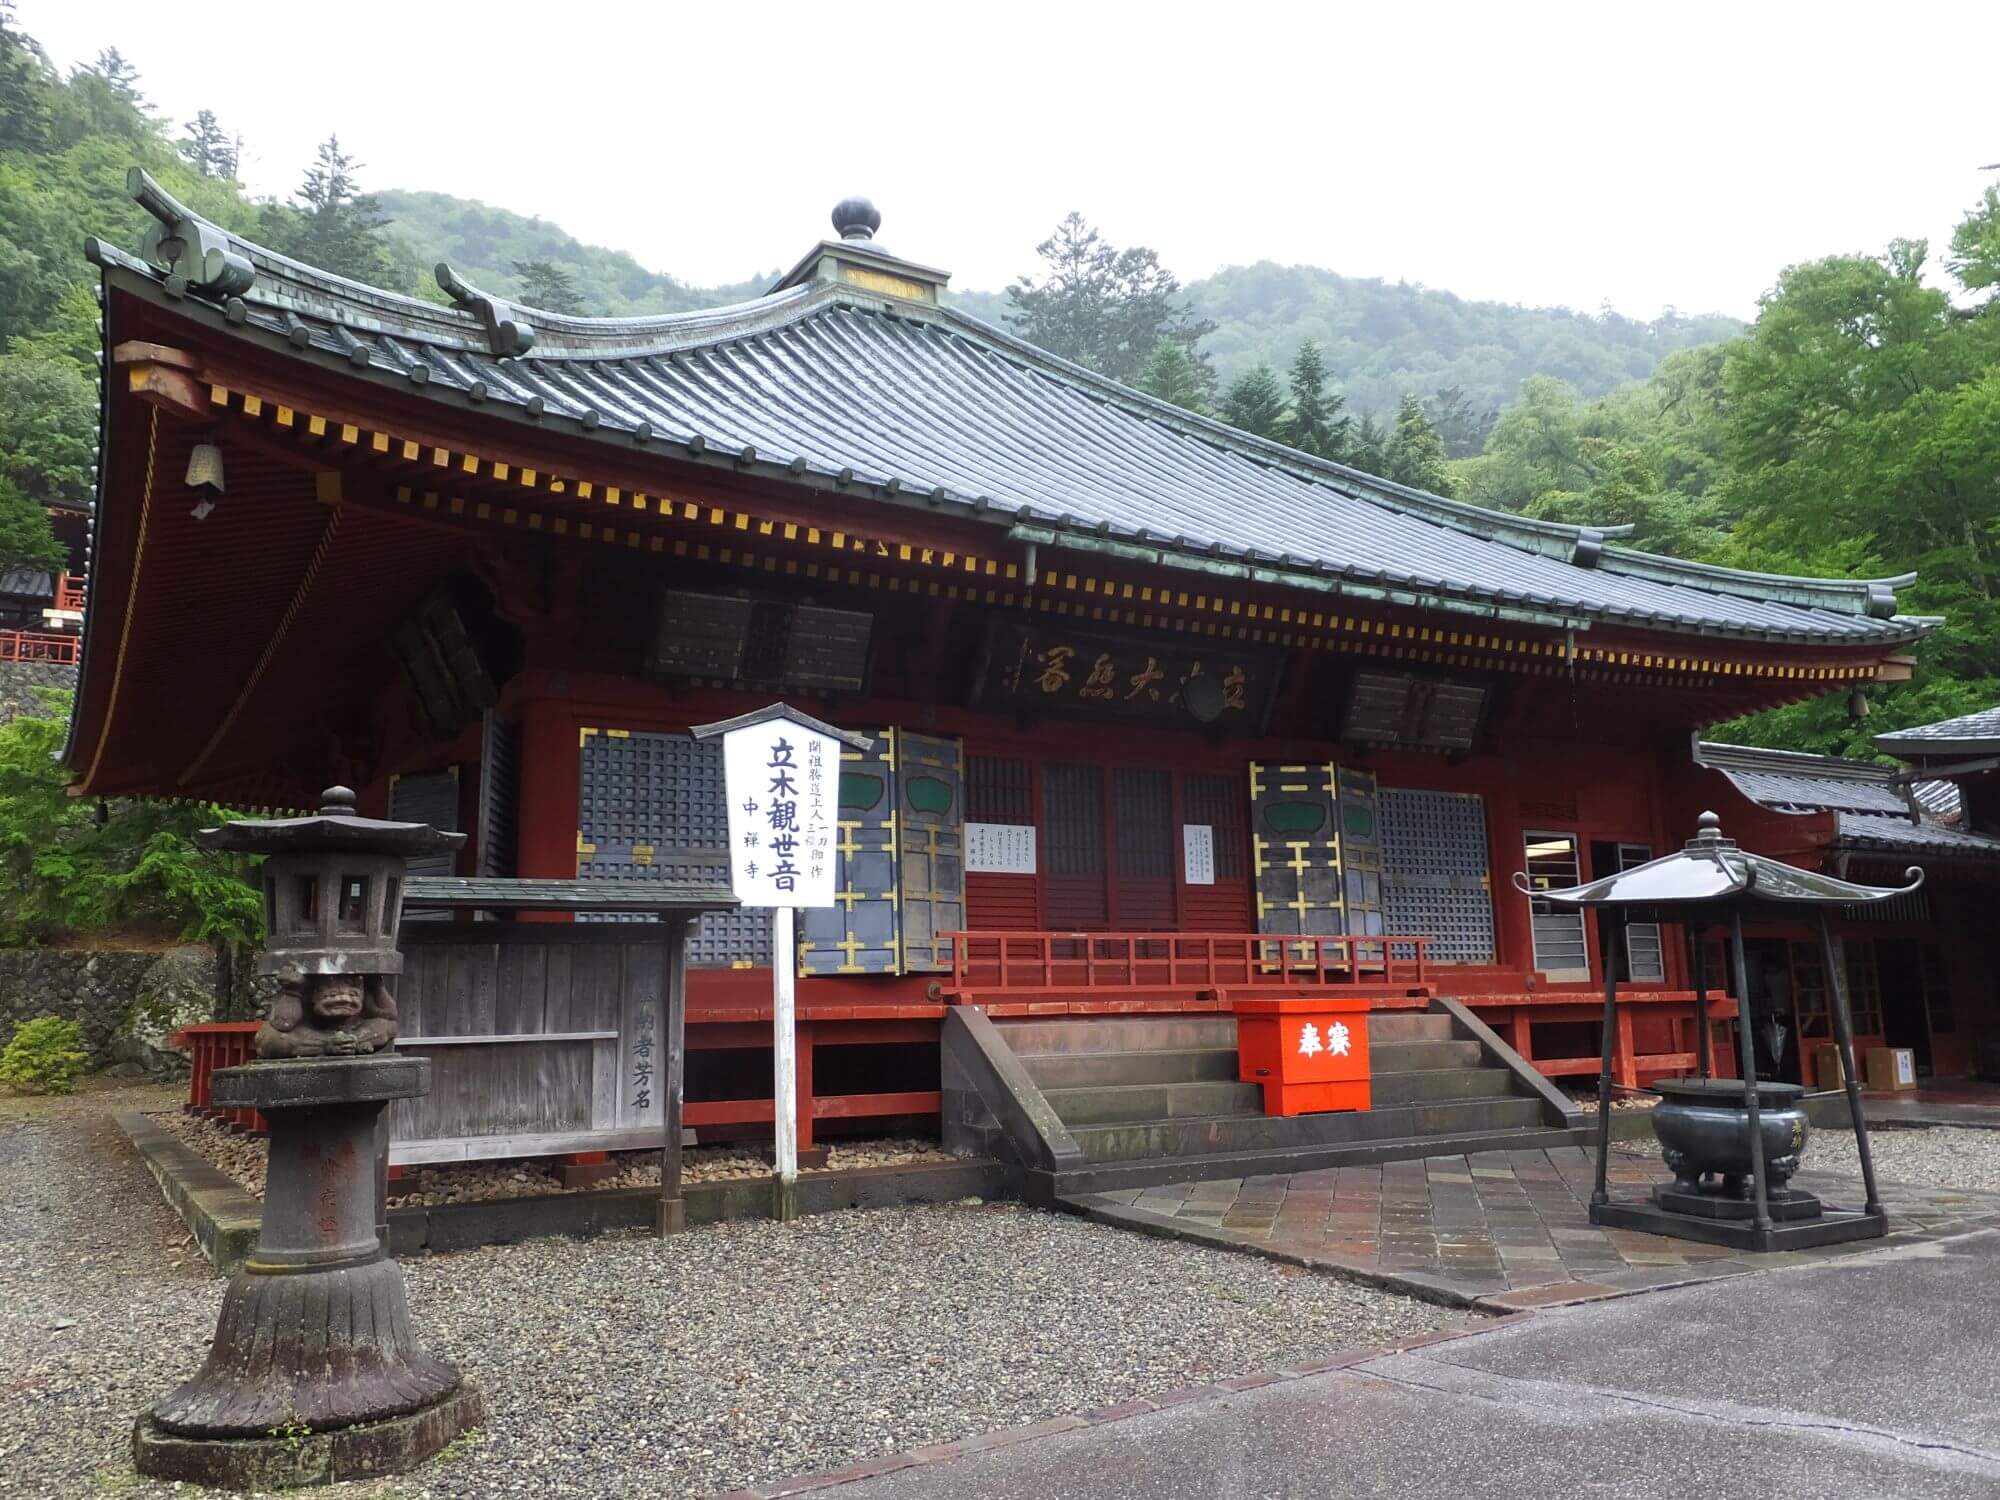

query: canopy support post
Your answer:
[1727,910,1773,1239]
[1591,914,1620,1209]
[1818,909,1883,1218]
[1691,921,1712,1081]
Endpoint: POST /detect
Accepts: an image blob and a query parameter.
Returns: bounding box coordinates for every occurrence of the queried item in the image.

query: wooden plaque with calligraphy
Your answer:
[972,619,1279,732]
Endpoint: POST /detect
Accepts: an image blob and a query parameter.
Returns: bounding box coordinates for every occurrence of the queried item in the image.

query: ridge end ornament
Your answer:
[129,166,255,298]
[436,262,537,357]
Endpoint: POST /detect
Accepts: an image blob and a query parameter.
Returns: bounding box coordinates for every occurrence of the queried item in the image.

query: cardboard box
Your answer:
[1811,1042,1847,1090]
[1865,1046,1918,1092]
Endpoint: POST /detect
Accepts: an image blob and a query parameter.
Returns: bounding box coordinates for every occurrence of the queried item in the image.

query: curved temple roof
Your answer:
[1518,812,1925,912]
[87,177,1930,649]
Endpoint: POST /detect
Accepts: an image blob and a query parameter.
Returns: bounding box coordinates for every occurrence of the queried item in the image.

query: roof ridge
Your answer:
[1695,740,1897,779]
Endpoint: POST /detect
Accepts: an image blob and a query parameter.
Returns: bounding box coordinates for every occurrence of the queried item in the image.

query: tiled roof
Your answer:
[1697,741,1991,857]
[0,567,52,598]
[1874,706,2000,756]
[1695,741,1911,815]
[1834,812,2000,859]
[85,182,1933,649]
[402,876,737,913]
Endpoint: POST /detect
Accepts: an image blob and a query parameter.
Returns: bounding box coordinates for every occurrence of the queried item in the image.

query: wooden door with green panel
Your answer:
[1248,762,1346,936]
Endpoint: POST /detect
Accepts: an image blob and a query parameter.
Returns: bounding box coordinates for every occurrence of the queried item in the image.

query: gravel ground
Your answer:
[158,1110,953,1207]
[5,1085,1455,1498]
[1616,1121,2000,1195]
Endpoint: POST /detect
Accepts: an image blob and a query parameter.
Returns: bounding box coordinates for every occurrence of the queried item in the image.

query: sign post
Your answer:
[692,705,873,1222]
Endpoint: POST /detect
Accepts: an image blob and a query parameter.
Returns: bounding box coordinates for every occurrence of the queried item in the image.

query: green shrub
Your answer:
[0,1015,88,1094]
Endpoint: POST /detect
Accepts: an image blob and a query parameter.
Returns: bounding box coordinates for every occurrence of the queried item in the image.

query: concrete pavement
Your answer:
[743,1227,2000,1498]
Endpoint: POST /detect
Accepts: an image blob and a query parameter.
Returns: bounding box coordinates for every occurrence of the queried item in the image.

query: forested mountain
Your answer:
[376,190,770,318]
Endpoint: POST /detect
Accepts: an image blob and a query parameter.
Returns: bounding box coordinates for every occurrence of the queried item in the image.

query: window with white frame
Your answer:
[1523,831,1590,982]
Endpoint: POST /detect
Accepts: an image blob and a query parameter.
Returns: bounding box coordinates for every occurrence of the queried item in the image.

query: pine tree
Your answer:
[281,135,394,283]
[1346,412,1390,476]
[0,2,49,151]
[1386,393,1454,495]
[1006,212,1214,390]
[513,258,586,315]
[1219,363,1287,441]
[1136,337,1208,415]
[89,46,142,100]
[180,109,232,178]
[1279,340,1349,460]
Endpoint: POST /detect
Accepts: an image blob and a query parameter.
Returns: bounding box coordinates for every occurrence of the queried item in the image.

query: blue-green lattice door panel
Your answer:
[800,731,901,976]
[1249,762,1346,936]
[896,730,964,973]
[576,727,771,967]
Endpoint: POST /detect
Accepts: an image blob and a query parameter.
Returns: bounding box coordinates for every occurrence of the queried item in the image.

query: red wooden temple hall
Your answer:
[69,179,1941,1157]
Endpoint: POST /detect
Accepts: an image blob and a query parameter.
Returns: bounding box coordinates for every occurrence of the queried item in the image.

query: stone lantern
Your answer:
[133,787,482,1489]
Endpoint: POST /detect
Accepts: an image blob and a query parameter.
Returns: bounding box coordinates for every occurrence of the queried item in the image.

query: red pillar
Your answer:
[516,683,580,881]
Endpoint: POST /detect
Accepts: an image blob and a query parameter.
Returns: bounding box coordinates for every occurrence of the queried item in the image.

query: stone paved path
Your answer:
[1065,1144,2000,1307]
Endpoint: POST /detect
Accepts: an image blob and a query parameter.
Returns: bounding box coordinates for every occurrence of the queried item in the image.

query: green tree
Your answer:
[0,355,97,508]
[0,476,61,574]
[1346,411,1390,476]
[179,108,236,179]
[1279,340,1348,459]
[268,134,398,283]
[1385,393,1453,494]
[1136,336,1208,415]
[7,282,100,374]
[1219,362,1287,440]
[0,1,51,151]
[1948,184,2000,301]
[512,257,586,314]
[1424,384,1495,459]
[1006,212,1215,389]
[0,692,262,946]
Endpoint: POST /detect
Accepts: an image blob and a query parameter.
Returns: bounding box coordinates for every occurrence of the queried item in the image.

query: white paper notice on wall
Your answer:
[966,822,1037,875]
[1183,823,1216,886]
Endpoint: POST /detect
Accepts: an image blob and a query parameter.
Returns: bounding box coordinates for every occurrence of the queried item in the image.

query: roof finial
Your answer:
[831,197,881,242]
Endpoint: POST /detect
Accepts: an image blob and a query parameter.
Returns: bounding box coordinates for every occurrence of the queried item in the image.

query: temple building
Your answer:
[71,178,1985,1170]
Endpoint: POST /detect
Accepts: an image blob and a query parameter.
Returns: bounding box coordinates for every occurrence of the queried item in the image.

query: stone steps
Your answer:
[1042,1080,1267,1125]
[1047,1124,1591,1197]
[1070,1094,1549,1164]
[1019,1047,1241,1091]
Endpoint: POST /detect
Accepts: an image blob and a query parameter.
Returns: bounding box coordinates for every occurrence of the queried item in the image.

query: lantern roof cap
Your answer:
[194,785,468,857]
[1514,810,1924,913]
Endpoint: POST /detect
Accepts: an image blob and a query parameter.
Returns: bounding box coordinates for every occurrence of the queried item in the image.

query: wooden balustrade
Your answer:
[941,929,1430,999]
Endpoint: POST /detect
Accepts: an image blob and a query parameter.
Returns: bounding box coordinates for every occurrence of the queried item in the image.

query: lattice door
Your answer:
[896,730,964,973]
[799,730,900,975]
[1379,788,1495,963]
[575,728,770,965]
[1249,762,1345,936]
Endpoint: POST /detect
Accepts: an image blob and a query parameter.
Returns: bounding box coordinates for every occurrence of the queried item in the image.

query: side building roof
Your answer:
[1873,705,2000,758]
[1695,741,1993,861]
[84,177,1931,652]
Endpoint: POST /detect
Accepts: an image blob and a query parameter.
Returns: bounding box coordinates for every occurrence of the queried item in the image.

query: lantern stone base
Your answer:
[136,1054,478,1488]
[131,1384,482,1490]
[1655,1182,1824,1222]
[1592,1198,1888,1252]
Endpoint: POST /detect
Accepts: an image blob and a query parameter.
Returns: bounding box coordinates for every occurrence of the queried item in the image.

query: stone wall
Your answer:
[0,949,162,1069]
[0,659,78,725]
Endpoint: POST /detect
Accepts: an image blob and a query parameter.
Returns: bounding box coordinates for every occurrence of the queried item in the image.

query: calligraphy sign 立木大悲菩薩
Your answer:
[975,620,1278,731]
[718,720,841,909]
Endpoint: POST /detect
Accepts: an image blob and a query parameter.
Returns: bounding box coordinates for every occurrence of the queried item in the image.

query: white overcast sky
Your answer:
[21,0,1996,317]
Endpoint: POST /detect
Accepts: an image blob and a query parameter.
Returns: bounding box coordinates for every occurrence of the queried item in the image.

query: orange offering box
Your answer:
[1233,996,1372,1116]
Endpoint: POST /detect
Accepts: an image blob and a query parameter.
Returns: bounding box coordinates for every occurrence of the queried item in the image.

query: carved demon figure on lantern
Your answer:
[259,970,401,1057]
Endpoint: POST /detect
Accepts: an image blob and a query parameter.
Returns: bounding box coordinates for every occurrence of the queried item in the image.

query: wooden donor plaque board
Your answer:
[649,590,872,694]
[974,619,1279,731]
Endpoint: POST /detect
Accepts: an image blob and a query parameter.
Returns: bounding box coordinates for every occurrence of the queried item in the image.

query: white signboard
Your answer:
[720,720,839,908]
[1182,823,1216,886]
[966,822,1037,875]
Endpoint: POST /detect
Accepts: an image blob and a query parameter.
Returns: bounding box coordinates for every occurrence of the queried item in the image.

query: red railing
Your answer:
[0,630,79,664]
[170,1021,265,1134]
[53,574,86,612]
[941,930,1430,998]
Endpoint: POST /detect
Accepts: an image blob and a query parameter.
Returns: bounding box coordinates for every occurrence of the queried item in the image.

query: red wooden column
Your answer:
[796,1021,815,1154]
[515,687,580,881]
